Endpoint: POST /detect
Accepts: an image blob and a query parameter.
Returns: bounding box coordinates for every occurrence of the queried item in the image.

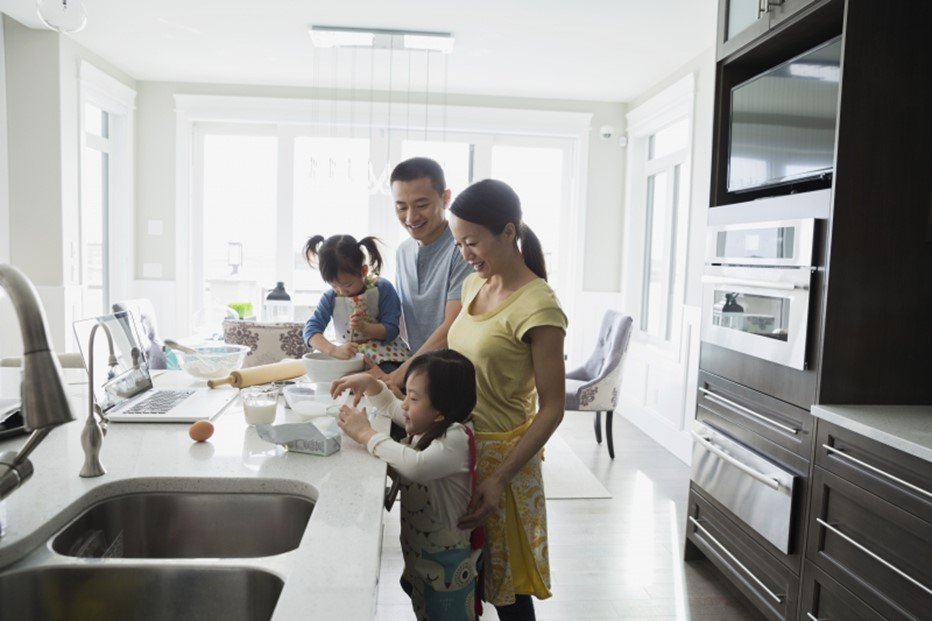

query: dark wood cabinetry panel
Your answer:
[697,371,814,459]
[807,467,932,620]
[686,490,799,620]
[815,1,932,405]
[816,421,932,520]
[800,560,885,621]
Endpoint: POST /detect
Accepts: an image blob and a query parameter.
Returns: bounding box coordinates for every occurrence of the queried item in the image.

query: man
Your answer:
[376,157,472,393]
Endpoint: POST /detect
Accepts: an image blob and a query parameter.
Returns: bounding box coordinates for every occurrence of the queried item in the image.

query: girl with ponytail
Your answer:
[447,179,567,619]
[303,234,411,372]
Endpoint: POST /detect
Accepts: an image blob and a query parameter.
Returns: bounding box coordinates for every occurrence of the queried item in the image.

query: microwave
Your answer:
[701,217,818,371]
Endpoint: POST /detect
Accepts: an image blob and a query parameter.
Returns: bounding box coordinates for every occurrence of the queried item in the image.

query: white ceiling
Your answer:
[1,0,718,102]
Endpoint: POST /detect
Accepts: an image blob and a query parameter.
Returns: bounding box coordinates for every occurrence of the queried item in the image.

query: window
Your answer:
[179,97,588,334]
[624,75,694,349]
[78,63,135,320]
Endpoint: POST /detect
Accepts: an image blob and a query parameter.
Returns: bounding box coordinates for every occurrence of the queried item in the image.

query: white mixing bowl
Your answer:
[301,352,365,383]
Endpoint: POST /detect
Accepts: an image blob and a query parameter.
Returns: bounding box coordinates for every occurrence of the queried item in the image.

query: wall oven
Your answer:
[701,217,817,371]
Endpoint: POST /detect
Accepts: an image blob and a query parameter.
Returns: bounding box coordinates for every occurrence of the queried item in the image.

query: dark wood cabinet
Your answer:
[691,1,932,619]
[807,467,932,620]
[687,490,799,621]
[697,371,813,459]
[716,0,825,60]
[800,561,885,621]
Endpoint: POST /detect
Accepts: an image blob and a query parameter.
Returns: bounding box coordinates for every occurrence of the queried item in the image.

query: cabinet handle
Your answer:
[688,516,785,604]
[806,614,820,621]
[757,0,767,17]
[691,431,782,490]
[699,387,799,435]
[822,444,932,500]
[815,518,932,597]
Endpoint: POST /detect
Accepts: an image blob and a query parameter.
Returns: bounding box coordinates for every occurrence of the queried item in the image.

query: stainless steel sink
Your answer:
[52,492,314,558]
[0,565,283,621]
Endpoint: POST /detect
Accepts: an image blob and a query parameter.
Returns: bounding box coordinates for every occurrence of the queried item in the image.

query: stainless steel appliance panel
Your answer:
[691,421,797,553]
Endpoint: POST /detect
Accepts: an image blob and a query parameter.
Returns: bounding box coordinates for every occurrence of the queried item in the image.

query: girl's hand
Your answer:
[330,373,378,405]
[337,405,374,445]
[457,475,505,530]
[349,309,371,336]
[330,342,359,360]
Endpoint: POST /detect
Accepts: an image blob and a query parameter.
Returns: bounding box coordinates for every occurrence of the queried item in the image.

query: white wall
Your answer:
[1,16,135,356]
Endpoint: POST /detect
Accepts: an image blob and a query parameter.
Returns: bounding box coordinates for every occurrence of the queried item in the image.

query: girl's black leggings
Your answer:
[494,594,536,621]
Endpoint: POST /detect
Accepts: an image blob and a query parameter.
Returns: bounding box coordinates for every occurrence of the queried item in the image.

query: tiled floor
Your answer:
[375,413,765,620]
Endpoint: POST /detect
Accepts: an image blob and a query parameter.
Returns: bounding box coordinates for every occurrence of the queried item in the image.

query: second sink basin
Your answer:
[52,491,314,558]
[0,565,283,621]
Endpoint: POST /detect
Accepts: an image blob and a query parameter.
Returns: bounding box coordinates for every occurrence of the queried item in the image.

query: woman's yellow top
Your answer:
[448,274,567,433]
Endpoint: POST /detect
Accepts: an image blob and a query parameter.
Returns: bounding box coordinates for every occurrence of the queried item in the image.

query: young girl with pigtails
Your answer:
[302,234,411,373]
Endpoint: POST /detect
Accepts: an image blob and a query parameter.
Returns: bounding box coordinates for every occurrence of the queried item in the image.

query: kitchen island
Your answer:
[0,369,387,620]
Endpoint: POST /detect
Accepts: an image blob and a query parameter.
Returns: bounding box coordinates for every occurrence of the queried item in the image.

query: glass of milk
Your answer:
[241,386,280,425]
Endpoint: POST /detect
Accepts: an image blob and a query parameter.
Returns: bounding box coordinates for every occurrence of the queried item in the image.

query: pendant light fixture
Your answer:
[36,0,87,34]
[308,26,454,196]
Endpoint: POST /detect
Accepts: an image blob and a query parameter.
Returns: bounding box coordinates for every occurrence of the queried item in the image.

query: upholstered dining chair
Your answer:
[564,311,633,459]
[112,298,167,370]
[222,319,308,368]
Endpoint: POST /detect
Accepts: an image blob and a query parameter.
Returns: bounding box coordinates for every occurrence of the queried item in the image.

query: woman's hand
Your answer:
[457,474,505,530]
[330,373,379,405]
[337,405,375,445]
[330,342,359,360]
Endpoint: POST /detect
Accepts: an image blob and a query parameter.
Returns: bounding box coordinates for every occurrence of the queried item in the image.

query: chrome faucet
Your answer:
[79,321,116,477]
[0,265,76,514]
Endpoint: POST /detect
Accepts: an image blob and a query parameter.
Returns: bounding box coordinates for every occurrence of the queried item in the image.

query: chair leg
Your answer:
[593,411,602,444]
[606,410,615,459]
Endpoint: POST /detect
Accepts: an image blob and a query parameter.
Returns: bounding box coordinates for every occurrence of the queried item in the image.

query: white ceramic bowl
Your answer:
[301,352,365,383]
[176,344,250,380]
[283,384,342,418]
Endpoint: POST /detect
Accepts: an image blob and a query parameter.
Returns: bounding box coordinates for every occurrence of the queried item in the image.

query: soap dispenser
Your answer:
[263,282,293,323]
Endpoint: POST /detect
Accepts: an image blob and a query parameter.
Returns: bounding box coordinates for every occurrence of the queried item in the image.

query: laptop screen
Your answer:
[73,311,154,413]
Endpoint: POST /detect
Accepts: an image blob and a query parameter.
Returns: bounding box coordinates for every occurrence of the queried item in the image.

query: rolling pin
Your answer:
[207,359,306,389]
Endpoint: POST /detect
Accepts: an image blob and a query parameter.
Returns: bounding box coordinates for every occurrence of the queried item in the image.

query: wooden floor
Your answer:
[375,413,765,620]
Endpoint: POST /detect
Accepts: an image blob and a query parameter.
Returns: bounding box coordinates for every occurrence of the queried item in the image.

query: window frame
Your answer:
[623,74,695,357]
[78,61,136,316]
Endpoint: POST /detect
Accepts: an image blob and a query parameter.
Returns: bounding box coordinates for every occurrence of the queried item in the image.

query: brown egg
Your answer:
[188,420,215,442]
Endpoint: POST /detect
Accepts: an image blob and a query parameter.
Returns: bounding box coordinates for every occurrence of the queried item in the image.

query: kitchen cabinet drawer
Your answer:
[816,420,932,522]
[807,467,932,620]
[697,371,813,460]
[800,560,884,621]
[686,489,799,621]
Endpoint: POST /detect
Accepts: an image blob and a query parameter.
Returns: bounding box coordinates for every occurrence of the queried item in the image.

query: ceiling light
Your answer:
[36,0,87,34]
[308,26,454,54]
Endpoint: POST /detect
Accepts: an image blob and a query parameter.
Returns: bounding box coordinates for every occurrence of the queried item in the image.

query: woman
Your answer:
[447,179,567,620]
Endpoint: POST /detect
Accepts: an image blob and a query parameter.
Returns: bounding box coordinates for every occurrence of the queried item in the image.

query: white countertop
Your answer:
[811,404,932,463]
[0,369,387,620]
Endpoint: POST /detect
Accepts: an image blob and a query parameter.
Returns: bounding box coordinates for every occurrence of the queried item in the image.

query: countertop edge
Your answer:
[811,404,932,463]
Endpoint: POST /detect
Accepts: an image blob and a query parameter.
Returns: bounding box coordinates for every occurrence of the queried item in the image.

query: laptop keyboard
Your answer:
[123,390,195,414]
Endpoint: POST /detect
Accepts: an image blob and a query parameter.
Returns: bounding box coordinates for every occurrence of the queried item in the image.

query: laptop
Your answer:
[73,311,238,423]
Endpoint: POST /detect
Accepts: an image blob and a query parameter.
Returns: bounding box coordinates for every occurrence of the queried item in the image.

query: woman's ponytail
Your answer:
[518,223,547,281]
[450,179,549,281]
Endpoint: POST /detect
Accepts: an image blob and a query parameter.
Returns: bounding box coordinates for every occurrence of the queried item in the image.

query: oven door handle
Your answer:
[701,275,804,291]
[690,430,782,490]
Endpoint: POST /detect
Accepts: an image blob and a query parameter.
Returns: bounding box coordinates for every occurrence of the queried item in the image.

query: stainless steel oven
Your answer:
[701,218,817,370]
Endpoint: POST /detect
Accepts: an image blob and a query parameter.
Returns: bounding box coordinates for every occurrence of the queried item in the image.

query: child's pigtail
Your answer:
[358,236,384,276]
[303,235,326,268]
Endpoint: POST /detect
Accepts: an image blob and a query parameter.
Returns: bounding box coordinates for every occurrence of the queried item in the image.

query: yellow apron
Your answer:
[475,418,552,606]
